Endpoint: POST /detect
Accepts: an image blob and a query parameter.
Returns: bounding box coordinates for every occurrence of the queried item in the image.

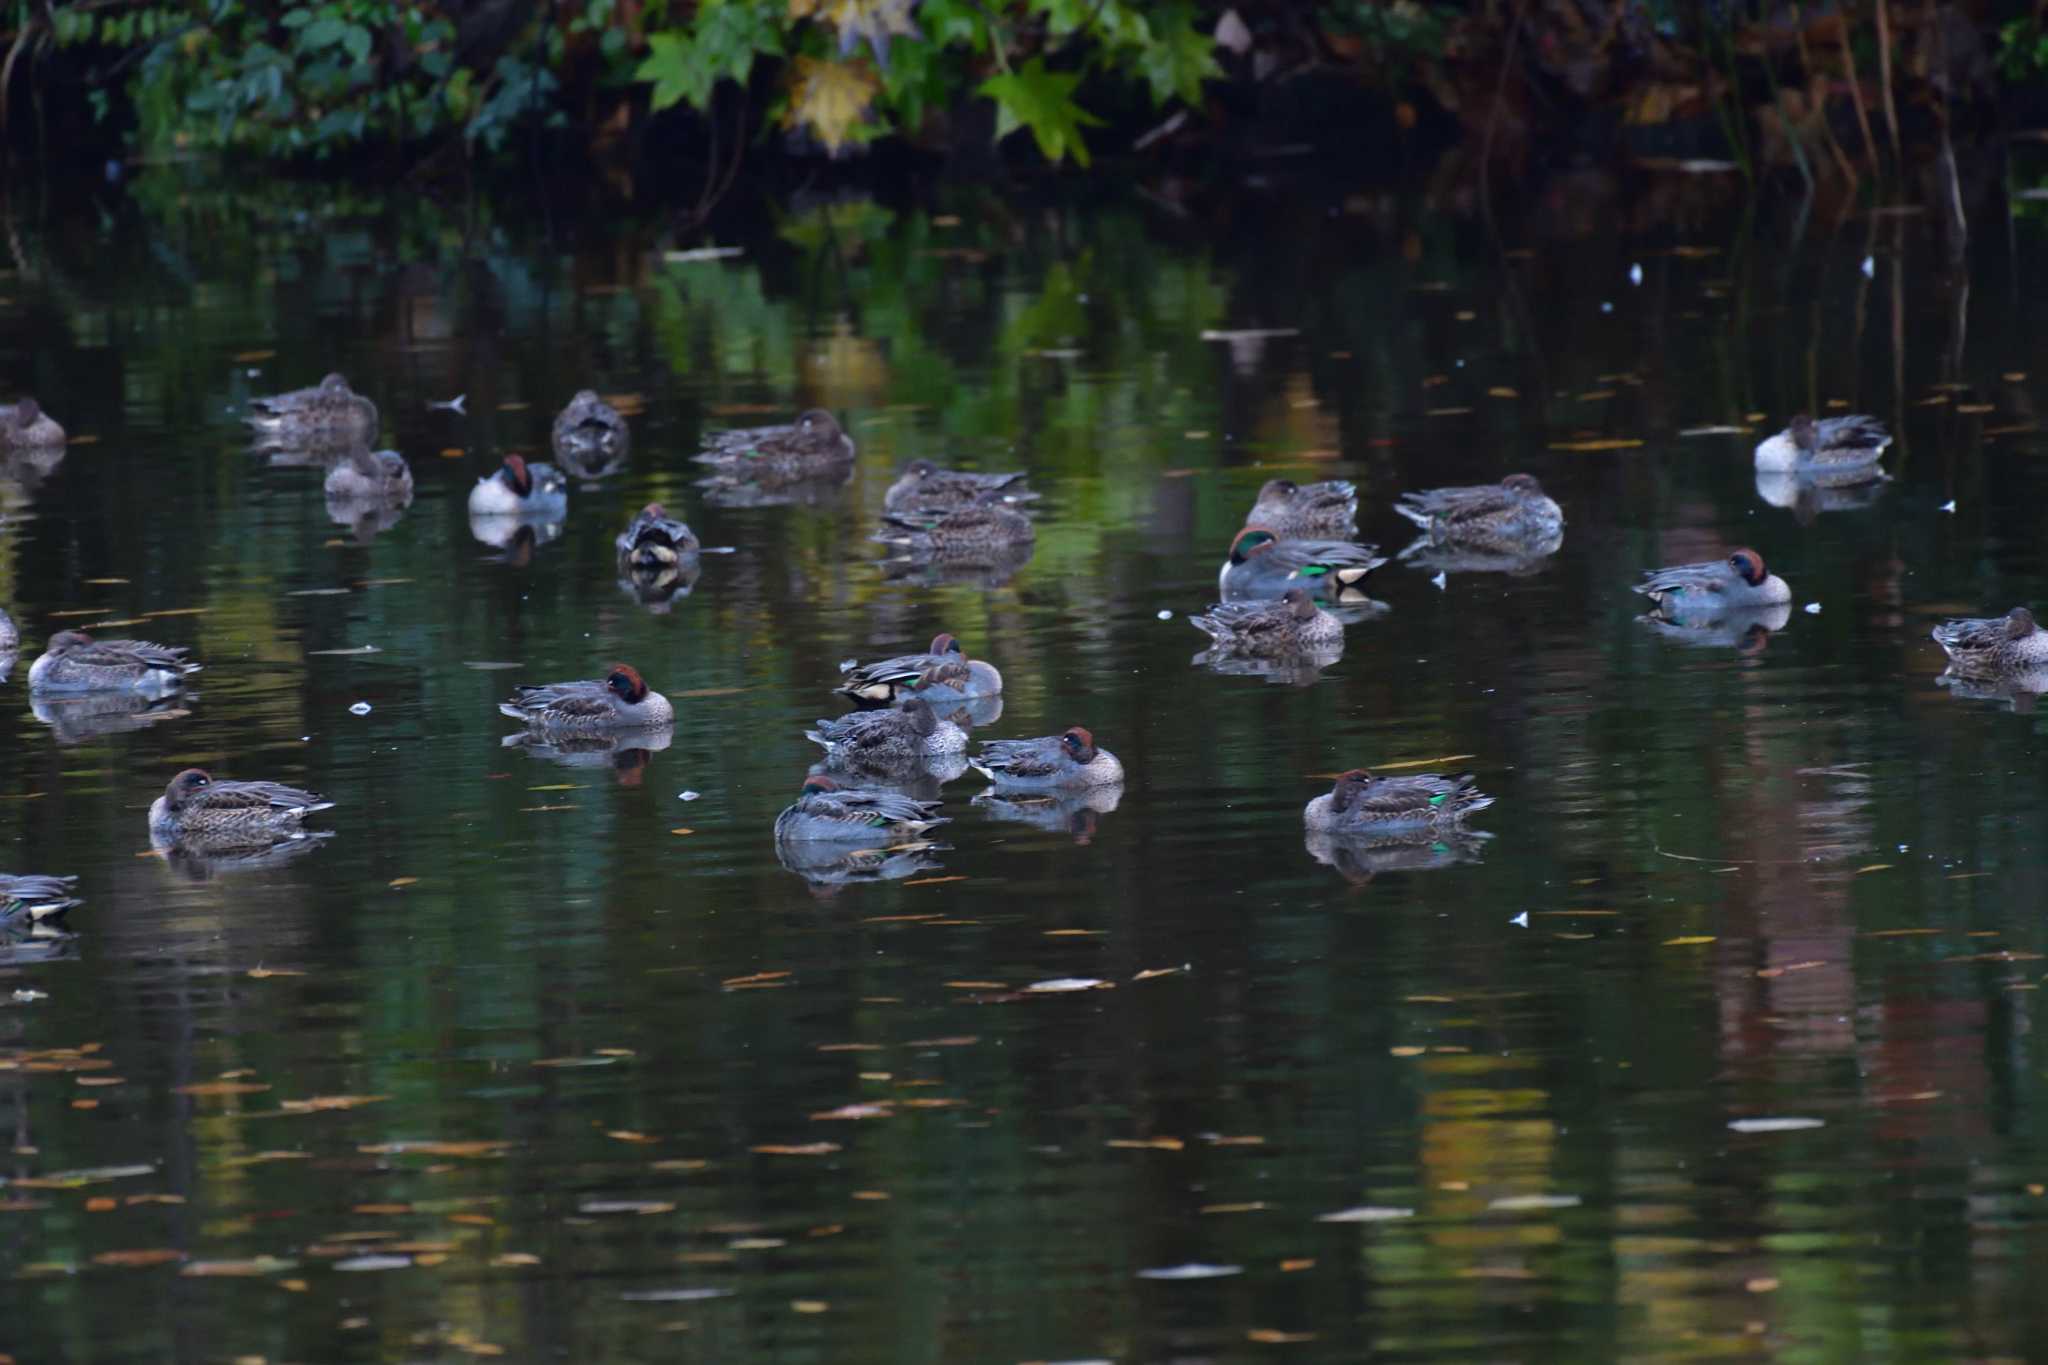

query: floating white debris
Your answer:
[663,246,744,263]
[1629,263,1643,285]
[1026,978,1113,993]
[1511,912,1528,928]
[1487,1193,1581,1211]
[1940,500,1957,513]
[462,660,523,670]
[1157,609,1173,621]
[1678,425,1751,437]
[1600,301,1614,313]
[308,645,380,656]
[349,702,372,716]
[1431,572,1447,591]
[677,791,701,802]
[12,989,47,1003]
[1728,1116,1825,1133]
[335,1255,412,1272]
[619,1287,733,1303]
[428,394,466,414]
[1861,255,1876,278]
[1199,328,1298,342]
[1317,1206,1416,1223]
[1136,1263,1243,1280]
[1804,603,1822,615]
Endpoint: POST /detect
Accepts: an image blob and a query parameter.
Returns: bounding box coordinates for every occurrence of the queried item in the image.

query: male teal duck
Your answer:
[1753,414,1889,474]
[773,774,948,844]
[695,409,855,484]
[971,726,1123,790]
[1245,478,1357,537]
[0,873,79,926]
[323,448,414,501]
[552,390,630,471]
[1191,586,1343,655]
[836,632,1003,705]
[148,769,333,842]
[1303,769,1494,834]
[1219,526,1386,601]
[1932,607,2048,675]
[0,397,64,447]
[499,665,673,732]
[884,460,1034,517]
[29,630,199,694]
[1635,548,1791,620]
[246,374,377,447]
[469,454,568,517]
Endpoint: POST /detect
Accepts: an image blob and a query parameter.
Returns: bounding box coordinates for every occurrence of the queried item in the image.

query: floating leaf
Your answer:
[1317,1206,1415,1223]
[92,1249,185,1268]
[1548,438,1645,451]
[750,1143,841,1157]
[1727,1117,1824,1133]
[1662,936,1715,947]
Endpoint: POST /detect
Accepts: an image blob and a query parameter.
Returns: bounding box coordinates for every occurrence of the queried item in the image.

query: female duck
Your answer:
[695,409,855,483]
[0,606,16,652]
[971,726,1123,790]
[246,373,377,447]
[1191,586,1343,655]
[1635,548,1791,619]
[323,448,414,501]
[880,500,1035,558]
[884,460,1034,516]
[836,632,1002,705]
[149,768,333,841]
[614,503,699,566]
[807,694,968,775]
[1304,769,1494,834]
[1933,606,2048,675]
[773,774,948,845]
[1220,526,1386,599]
[469,453,568,518]
[552,390,630,468]
[1,397,64,447]
[1395,473,1562,544]
[499,664,673,732]
[1245,478,1357,537]
[1753,414,1890,473]
[29,630,200,694]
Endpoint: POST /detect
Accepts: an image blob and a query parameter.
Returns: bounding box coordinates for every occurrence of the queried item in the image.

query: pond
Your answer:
[4,172,2048,1361]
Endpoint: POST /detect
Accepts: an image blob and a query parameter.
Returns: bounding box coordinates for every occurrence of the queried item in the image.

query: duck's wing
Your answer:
[1275,540,1388,578]
[1810,414,1890,462]
[1933,615,2009,653]
[973,737,1062,778]
[837,652,939,697]
[1190,599,1285,643]
[69,638,194,671]
[504,680,612,719]
[196,780,330,814]
[1635,560,1730,597]
[1356,773,1469,814]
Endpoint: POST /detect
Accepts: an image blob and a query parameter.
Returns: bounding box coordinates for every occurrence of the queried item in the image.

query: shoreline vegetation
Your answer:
[0,2,2039,222]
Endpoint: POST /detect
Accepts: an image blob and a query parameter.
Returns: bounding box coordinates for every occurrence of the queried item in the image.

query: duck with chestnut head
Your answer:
[1219,526,1386,602]
[1245,477,1357,538]
[970,726,1123,790]
[148,768,334,842]
[1635,547,1791,622]
[468,453,569,518]
[498,664,674,732]
[1304,769,1494,835]
[29,630,200,695]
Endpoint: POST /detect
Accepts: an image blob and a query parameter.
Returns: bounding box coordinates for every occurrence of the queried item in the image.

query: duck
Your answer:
[1932,606,2048,675]
[1753,413,1890,473]
[971,726,1123,789]
[0,396,64,447]
[552,390,630,469]
[1190,586,1343,655]
[246,373,377,447]
[1395,473,1563,545]
[468,453,568,518]
[1303,768,1494,834]
[806,693,968,775]
[1219,526,1387,601]
[614,502,699,567]
[878,500,1035,559]
[884,460,1035,516]
[322,447,414,501]
[836,632,1002,705]
[0,606,16,652]
[498,664,673,732]
[694,408,855,484]
[29,630,200,694]
[0,873,79,926]
[148,768,333,842]
[1634,548,1791,619]
[772,774,949,844]
[1245,478,1357,537]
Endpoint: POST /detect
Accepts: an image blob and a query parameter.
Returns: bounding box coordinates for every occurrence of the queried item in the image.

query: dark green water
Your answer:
[5,177,2048,1361]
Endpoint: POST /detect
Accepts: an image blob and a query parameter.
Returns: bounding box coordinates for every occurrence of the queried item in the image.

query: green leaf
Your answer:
[977,57,1102,167]
[636,3,782,112]
[1134,2,1219,107]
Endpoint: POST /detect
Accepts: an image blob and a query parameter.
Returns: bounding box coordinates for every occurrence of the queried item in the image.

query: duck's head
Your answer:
[12,397,41,428]
[319,373,353,392]
[45,629,92,652]
[796,409,842,439]
[2010,607,2038,638]
[1501,472,1545,496]
[1728,548,1768,586]
[1060,726,1097,763]
[572,388,601,406]
[1329,768,1374,812]
[1257,478,1300,501]
[903,458,938,478]
[928,632,963,657]
[800,773,841,797]
[640,502,667,522]
[1229,526,1280,565]
[164,767,212,810]
[1788,413,1817,449]
[1281,586,1319,620]
[605,664,650,704]
[898,695,938,735]
[499,454,533,496]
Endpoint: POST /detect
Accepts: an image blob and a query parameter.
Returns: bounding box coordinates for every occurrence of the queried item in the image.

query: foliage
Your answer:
[1996,16,2048,82]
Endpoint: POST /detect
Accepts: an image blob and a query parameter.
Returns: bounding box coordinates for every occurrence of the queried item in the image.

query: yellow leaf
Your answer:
[1663,936,1716,946]
[782,57,878,155]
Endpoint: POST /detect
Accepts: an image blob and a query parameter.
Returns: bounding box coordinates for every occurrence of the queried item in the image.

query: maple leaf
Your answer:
[782,56,880,155]
[978,58,1104,166]
[787,0,921,67]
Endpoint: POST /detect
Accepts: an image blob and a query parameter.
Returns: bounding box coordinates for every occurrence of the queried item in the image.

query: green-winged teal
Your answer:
[971,726,1123,789]
[499,665,673,732]
[1303,769,1494,834]
[29,630,199,694]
